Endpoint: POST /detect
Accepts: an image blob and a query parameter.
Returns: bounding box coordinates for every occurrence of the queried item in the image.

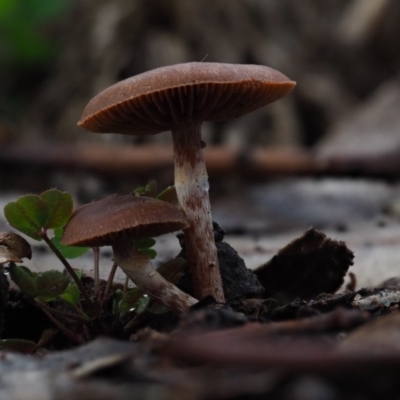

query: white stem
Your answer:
[172,122,225,302]
[112,242,198,315]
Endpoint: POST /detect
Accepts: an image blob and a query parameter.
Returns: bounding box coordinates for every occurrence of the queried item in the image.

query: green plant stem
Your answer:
[39,230,95,308]
[34,301,83,345]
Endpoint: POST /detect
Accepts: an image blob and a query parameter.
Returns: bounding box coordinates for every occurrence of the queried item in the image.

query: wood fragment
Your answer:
[2,141,399,179]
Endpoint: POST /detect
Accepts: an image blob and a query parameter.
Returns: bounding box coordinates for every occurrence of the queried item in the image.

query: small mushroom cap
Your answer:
[61,194,189,248]
[78,62,296,135]
[0,232,32,264]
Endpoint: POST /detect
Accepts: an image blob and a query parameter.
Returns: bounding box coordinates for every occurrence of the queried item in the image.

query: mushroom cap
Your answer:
[78,62,296,135]
[61,194,189,247]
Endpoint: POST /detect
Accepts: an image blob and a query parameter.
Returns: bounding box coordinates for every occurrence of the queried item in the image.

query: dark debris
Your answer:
[177,221,264,302]
[255,228,354,303]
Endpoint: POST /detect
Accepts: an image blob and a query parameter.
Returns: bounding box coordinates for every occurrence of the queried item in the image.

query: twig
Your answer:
[34,299,88,323]
[101,262,118,306]
[162,309,375,374]
[93,247,100,297]
[35,301,84,345]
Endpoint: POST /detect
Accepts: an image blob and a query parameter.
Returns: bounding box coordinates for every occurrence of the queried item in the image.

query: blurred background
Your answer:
[1,1,400,135]
[1,0,400,286]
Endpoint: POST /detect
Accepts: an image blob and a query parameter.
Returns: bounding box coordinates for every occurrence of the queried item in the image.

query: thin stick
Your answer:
[35,301,83,345]
[93,247,100,296]
[101,261,118,305]
[34,300,88,323]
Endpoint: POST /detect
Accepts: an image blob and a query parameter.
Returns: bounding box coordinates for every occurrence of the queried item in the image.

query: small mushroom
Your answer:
[77,62,296,302]
[0,232,32,265]
[61,194,198,315]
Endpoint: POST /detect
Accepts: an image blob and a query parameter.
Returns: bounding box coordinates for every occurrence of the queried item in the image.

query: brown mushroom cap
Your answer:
[61,194,189,248]
[78,62,296,135]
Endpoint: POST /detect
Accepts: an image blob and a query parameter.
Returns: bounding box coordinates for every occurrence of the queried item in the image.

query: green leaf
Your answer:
[23,0,69,23]
[0,0,69,68]
[4,195,49,240]
[138,248,157,259]
[133,186,146,196]
[134,238,156,249]
[9,264,37,296]
[59,282,80,306]
[36,270,69,299]
[136,294,151,315]
[0,339,37,354]
[118,287,143,314]
[40,189,73,229]
[74,268,83,280]
[112,288,123,314]
[133,180,157,197]
[156,185,178,204]
[0,0,68,23]
[133,237,157,258]
[3,190,74,240]
[51,228,89,259]
[0,0,14,15]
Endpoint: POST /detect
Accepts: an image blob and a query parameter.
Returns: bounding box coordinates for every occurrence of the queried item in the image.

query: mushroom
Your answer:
[77,62,296,302]
[0,232,32,265]
[61,194,198,315]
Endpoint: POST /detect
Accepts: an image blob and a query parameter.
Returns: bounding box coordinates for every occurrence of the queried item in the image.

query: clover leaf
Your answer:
[40,189,73,229]
[51,228,89,259]
[4,195,48,240]
[36,270,70,300]
[4,189,73,240]
[9,264,37,296]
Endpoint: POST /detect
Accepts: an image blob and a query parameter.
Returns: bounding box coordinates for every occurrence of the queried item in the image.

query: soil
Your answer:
[1,223,399,399]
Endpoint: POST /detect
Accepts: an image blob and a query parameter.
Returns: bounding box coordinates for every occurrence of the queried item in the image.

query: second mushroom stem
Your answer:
[112,241,198,315]
[172,122,225,303]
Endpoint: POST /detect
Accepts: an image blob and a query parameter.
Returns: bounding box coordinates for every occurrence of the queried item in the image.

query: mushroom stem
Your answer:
[112,240,198,315]
[172,122,225,302]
